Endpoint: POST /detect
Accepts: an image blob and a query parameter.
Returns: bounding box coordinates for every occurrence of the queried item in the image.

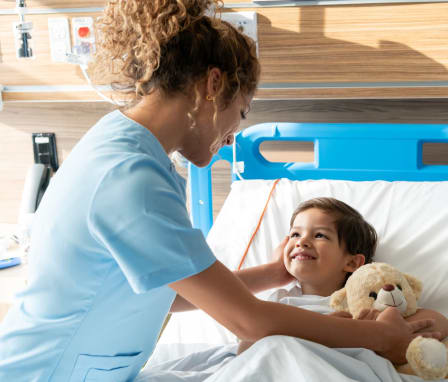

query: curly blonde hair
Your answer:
[92,0,260,114]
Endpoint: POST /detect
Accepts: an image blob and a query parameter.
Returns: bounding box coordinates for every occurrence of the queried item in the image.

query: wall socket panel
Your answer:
[48,18,71,62]
[221,12,258,55]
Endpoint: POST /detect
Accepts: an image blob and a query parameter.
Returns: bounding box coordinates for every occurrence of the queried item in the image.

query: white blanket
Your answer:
[136,344,238,382]
[139,337,447,382]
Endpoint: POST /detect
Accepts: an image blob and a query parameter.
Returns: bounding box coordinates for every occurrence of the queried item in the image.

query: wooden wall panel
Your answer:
[0,1,106,8]
[1,99,447,223]
[1,2,448,100]
[255,87,448,100]
[255,4,448,83]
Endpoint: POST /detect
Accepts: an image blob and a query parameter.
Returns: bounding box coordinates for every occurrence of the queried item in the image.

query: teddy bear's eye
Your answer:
[397,284,402,291]
[369,291,378,300]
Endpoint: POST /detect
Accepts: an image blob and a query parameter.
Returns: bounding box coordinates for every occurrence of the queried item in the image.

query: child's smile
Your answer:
[289,250,316,261]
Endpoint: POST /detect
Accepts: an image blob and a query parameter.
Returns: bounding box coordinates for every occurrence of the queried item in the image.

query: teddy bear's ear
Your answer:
[330,288,348,312]
[404,273,423,300]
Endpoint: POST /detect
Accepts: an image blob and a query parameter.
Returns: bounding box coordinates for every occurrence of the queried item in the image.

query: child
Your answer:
[238,197,375,353]
[281,197,376,297]
[238,197,448,354]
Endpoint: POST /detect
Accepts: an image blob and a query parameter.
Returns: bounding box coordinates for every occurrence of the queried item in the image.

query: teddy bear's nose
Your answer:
[383,284,395,291]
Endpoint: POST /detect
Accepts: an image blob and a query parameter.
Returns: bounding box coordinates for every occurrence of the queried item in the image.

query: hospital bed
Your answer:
[139,122,448,382]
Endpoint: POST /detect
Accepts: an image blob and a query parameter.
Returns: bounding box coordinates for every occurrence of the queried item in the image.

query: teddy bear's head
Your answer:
[330,262,422,319]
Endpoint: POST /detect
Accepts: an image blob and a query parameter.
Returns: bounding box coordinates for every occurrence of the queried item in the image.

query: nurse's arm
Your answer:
[169,260,440,365]
[170,238,290,312]
[170,260,289,312]
[170,294,197,312]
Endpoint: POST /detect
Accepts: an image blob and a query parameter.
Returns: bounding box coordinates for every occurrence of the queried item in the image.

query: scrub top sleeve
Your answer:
[87,155,216,293]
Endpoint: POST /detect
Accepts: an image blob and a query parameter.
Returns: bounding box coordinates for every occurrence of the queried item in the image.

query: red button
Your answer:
[78,26,90,38]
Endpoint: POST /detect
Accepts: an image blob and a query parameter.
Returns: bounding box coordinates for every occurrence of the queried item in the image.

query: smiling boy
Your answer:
[238,197,377,353]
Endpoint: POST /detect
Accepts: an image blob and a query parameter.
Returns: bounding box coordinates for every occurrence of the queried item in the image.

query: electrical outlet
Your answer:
[221,12,258,54]
[48,18,71,62]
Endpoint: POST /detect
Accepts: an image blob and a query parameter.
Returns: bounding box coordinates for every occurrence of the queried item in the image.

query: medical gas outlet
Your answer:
[71,17,96,62]
[13,0,34,59]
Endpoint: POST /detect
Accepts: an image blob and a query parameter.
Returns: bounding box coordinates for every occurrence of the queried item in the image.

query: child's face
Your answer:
[284,208,356,296]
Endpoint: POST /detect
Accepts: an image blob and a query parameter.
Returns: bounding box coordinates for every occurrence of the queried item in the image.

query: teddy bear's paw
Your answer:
[406,336,448,380]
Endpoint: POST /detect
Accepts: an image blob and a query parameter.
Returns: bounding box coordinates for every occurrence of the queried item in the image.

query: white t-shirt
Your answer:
[267,282,335,315]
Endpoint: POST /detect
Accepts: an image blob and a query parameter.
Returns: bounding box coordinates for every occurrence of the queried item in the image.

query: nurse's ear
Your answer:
[206,67,222,98]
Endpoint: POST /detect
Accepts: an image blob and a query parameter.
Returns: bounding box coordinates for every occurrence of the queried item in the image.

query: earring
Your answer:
[206,95,215,101]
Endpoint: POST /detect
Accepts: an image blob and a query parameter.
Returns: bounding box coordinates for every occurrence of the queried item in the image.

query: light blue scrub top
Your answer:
[0,110,216,382]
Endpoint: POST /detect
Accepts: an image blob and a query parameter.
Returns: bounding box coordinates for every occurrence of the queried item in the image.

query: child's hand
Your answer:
[271,236,295,286]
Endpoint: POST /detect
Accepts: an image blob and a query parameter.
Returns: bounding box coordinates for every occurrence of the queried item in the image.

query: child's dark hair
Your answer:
[290,197,377,281]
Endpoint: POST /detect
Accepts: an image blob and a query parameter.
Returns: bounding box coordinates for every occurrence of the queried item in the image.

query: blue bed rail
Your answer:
[189,122,448,236]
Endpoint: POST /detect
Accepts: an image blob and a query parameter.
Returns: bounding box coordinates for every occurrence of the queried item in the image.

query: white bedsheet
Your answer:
[140,337,447,382]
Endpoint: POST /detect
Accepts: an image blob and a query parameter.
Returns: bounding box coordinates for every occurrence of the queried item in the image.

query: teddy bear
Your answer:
[330,262,448,380]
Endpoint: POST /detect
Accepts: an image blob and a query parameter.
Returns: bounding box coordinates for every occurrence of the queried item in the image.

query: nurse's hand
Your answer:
[376,307,441,365]
[270,236,295,286]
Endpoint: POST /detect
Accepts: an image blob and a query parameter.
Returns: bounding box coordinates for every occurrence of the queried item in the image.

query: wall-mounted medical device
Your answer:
[71,17,96,61]
[47,16,96,64]
[18,133,59,220]
[13,0,34,59]
[48,18,71,63]
[32,132,58,173]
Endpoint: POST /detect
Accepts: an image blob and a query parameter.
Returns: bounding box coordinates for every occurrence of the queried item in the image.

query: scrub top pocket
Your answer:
[69,352,142,382]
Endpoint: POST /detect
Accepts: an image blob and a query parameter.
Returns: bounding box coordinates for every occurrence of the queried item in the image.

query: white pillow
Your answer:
[157,179,448,356]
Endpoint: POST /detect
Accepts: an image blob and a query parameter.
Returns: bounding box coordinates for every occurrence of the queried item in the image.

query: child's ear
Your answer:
[344,254,365,273]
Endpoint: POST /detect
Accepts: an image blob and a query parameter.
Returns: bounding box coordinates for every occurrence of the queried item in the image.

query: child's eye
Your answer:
[315,232,328,239]
[290,232,300,238]
[240,111,247,120]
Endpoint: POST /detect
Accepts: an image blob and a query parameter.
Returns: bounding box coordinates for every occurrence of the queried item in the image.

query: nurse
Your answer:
[0,0,440,381]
